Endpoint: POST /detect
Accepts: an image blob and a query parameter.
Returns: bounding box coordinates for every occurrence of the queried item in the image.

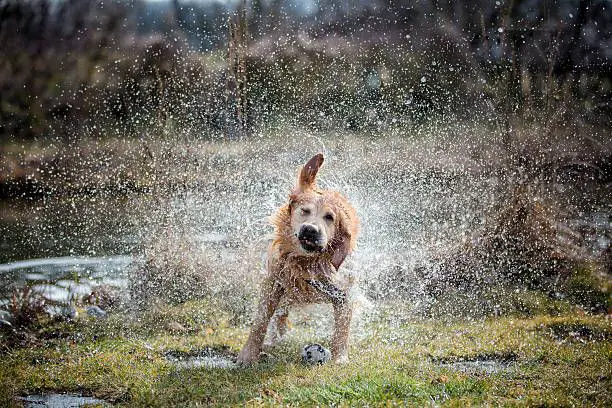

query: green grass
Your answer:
[1,301,610,407]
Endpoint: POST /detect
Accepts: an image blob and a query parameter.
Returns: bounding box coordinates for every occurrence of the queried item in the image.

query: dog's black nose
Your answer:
[299,224,319,241]
[298,224,322,251]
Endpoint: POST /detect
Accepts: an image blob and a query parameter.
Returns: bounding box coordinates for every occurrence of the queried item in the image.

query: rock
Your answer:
[44,305,78,320]
[86,305,108,319]
[61,306,79,320]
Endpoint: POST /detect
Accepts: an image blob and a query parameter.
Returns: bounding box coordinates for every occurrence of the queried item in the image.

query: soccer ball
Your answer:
[301,343,331,365]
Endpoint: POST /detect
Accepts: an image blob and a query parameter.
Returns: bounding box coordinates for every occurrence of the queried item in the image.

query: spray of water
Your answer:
[1,122,609,345]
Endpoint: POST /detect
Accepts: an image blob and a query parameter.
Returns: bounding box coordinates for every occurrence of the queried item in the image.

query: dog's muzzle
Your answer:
[298,224,324,252]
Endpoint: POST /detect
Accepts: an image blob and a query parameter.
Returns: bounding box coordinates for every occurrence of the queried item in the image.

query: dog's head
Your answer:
[285,153,358,269]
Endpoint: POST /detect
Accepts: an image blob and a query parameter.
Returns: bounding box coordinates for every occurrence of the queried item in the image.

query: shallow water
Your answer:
[0,196,141,264]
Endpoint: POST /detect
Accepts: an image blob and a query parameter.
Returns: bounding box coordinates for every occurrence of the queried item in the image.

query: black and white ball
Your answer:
[301,343,331,365]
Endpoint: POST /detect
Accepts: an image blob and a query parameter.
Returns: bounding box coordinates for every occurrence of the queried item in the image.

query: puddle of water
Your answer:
[165,348,236,369]
[434,353,517,375]
[20,393,109,407]
[440,359,514,374]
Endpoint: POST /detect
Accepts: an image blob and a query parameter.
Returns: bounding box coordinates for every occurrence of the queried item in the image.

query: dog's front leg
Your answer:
[331,300,352,364]
[237,280,284,365]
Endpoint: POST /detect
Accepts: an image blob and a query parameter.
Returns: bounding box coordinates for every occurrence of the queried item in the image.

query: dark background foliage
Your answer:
[0,0,609,140]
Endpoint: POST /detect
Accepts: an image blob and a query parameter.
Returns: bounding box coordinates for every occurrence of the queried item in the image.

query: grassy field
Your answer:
[0,129,610,406]
[1,127,609,406]
[1,300,610,407]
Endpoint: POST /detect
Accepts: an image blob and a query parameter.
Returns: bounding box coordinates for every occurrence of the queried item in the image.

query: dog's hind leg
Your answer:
[237,280,284,365]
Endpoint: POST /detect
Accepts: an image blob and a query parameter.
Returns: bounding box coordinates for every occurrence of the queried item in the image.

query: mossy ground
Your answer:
[0,300,610,407]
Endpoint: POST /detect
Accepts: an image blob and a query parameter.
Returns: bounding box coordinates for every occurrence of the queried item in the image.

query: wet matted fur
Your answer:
[237,153,359,364]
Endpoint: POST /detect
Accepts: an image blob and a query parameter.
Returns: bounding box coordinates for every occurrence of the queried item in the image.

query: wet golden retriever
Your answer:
[237,153,359,364]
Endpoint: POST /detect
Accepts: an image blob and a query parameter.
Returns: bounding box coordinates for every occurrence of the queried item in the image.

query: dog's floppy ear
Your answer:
[330,230,351,270]
[330,210,353,270]
[297,153,324,191]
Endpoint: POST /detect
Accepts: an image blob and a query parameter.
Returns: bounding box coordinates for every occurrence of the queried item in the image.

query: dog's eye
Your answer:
[301,208,311,216]
[324,213,334,222]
